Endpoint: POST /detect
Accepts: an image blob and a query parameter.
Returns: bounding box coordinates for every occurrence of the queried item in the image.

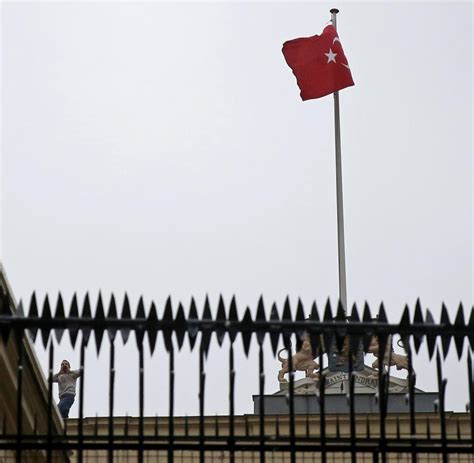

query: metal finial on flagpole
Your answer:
[329,8,348,313]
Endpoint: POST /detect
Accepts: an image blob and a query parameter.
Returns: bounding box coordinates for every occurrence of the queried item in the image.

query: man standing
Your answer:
[52,360,81,419]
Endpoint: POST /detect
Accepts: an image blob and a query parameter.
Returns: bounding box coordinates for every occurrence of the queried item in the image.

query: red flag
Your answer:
[282,25,354,101]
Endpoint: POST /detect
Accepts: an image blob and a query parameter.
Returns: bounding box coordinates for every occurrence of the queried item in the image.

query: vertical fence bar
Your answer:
[377,339,386,463]
[108,340,115,463]
[348,344,356,463]
[138,342,144,463]
[258,344,265,463]
[78,338,85,463]
[47,340,54,463]
[319,350,326,463]
[15,331,24,463]
[229,343,235,463]
[199,342,206,463]
[406,346,417,463]
[168,344,175,463]
[468,352,474,450]
[436,351,448,463]
[287,343,295,463]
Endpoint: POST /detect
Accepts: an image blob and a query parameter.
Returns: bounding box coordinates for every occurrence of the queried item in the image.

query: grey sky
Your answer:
[1,1,472,416]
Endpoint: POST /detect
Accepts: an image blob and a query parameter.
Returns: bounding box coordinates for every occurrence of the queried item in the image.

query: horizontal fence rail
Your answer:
[0,290,473,463]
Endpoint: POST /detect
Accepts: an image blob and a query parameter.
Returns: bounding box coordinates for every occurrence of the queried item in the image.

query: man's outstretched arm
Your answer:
[71,369,82,379]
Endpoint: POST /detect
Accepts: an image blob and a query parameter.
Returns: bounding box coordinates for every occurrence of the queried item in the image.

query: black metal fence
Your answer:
[0,290,473,463]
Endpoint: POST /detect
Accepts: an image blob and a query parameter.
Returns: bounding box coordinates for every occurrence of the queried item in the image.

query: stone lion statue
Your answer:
[277,337,319,383]
[367,335,408,372]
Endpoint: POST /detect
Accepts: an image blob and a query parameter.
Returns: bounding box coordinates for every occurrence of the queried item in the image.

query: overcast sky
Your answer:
[1,1,472,417]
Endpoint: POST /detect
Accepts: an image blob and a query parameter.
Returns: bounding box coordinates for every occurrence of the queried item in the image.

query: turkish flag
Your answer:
[282,25,354,101]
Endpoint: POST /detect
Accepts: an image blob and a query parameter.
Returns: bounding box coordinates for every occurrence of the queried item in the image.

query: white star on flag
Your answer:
[325,48,337,63]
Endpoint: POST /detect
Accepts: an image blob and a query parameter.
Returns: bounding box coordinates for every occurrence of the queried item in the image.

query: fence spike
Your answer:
[215,295,227,347]
[399,304,410,327]
[146,302,159,355]
[413,299,424,353]
[350,303,360,322]
[398,304,411,352]
[323,299,334,356]
[425,309,437,359]
[362,301,372,323]
[16,299,24,317]
[187,297,199,350]
[68,293,79,348]
[453,303,465,359]
[440,303,452,358]
[54,293,65,344]
[256,296,266,346]
[378,302,387,323]
[295,299,306,350]
[282,297,292,350]
[94,292,105,355]
[26,292,39,342]
[376,302,388,339]
[228,296,238,344]
[241,307,253,357]
[41,295,52,349]
[349,303,362,353]
[336,299,345,321]
[269,302,280,356]
[106,294,118,343]
[81,293,92,347]
[162,296,173,352]
[172,302,185,350]
[201,296,213,356]
[376,303,389,354]
[308,301,320,357]
[324,298,333,321]
[135,296,146,349]
[310,301,320,322]
[335,299,346,353]
[119,293,132,345]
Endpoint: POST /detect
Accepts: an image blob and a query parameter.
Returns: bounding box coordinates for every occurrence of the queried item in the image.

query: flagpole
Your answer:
[330,8,348,313]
